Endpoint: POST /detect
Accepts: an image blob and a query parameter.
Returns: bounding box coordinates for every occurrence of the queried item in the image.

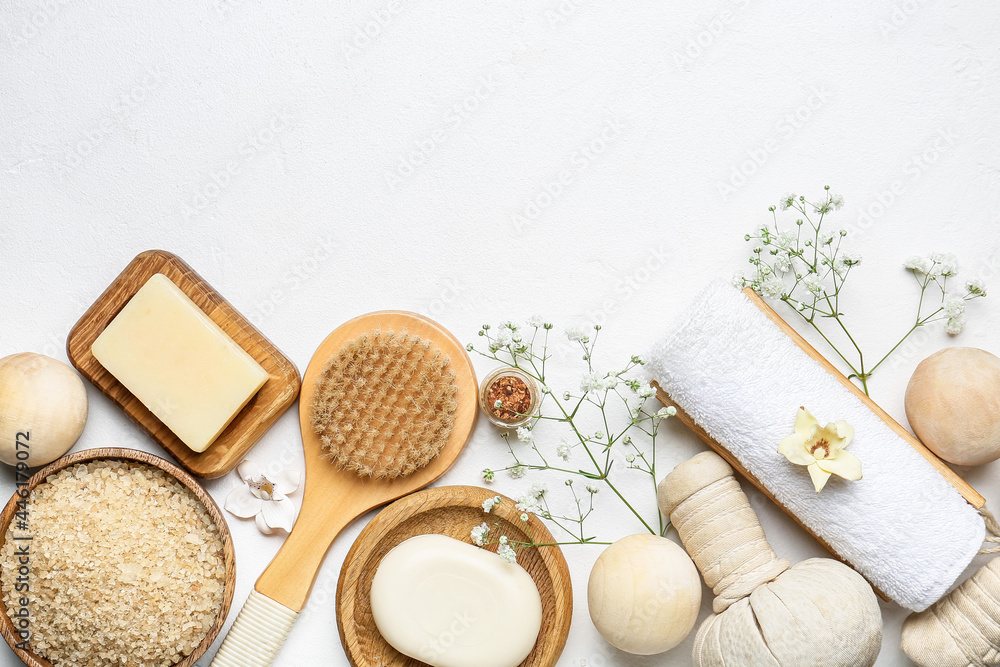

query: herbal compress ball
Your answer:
[587,533,702,655]
[905,347,1000,466]
[0,353,88,467]
[658,452,883,667]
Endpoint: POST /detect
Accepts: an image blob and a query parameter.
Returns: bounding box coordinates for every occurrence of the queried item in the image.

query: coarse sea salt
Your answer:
[0,461,226,667]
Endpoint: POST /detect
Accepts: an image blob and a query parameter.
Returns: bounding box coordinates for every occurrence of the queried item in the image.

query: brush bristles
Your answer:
[309,329,459,479]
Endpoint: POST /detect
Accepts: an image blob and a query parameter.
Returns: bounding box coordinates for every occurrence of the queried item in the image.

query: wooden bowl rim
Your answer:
[336,484,573,667]
[0,447,237,667]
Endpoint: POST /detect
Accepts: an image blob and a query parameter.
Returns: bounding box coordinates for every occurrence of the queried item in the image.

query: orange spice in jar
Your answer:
[479,368,540,428]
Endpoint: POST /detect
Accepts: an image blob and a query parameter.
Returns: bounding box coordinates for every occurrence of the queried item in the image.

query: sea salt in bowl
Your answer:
[0,448,236,667]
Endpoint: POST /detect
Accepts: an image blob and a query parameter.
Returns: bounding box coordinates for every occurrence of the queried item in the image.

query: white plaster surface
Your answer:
[1,0,999,664]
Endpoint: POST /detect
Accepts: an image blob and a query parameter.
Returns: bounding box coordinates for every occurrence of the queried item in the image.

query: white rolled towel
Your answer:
[647,279,984,612]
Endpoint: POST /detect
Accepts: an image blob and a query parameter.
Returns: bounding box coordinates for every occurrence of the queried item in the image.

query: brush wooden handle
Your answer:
[658,451,790,613]
[210,590,298,667]
[254,479,365,611]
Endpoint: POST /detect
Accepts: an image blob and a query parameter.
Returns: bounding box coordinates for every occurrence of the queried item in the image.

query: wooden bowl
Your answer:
[337,485,573,667]
[0,448,237,667]
[67,250,302,478]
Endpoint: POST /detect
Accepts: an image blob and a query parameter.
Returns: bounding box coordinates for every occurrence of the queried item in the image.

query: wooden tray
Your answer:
[337,485,573,667]
[0,448,237,667]
[67,250,301,478]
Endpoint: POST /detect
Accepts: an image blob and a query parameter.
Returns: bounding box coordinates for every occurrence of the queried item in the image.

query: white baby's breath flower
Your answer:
[520,512,529,522]
[761,275,785,299]
[497,542,517,564]
[597,374,618,391]
[967,279,987,296]
[931,252,960,277]
[529,483,548,499]
[481,468,495,482]
[779,193,797,210]
[774,252,792,273]
[830,194,844,210]
[565,325,589,342]
[946,315,967,335]
[508,465,527,479]
[516,426,533,444]
[841,250,862,266]
[556,441,571,461]
[579,371,601,393]
[527,315,545,328]
[904,255,933,274]
[586,483,600,494]
[944,297,966,318]
[482,497,498,513]
[655,406,677,418]
[625,453,635,463]
[471,522,489,546]
[820,232,835,245]
[803,273,824,296]
[495,328,513,347]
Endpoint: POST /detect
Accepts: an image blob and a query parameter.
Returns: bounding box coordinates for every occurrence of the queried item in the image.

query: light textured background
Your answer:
[2,0,1000,664]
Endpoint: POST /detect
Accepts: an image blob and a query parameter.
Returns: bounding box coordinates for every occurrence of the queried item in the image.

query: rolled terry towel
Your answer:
[647,279,984,612]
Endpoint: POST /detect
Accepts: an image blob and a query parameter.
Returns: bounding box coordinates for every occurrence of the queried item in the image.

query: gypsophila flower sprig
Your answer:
[467,319,676,553]
[737,186,988,395]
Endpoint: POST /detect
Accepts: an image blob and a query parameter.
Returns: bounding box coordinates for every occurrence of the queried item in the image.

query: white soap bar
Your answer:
[91,273,269,452]
[371,534,543,667]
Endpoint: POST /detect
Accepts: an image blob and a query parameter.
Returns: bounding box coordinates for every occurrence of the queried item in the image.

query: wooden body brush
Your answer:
[211,312,478,667]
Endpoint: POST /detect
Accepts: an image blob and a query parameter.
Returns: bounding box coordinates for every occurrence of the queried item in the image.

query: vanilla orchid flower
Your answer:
[778,407,862,493]
[224,460,301,535]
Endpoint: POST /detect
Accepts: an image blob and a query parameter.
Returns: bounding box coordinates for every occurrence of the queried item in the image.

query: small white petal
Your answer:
[225,486,263,519]
[237,460,263,481]
[272,470,301,495]
[262,498,296,533]
[255,512,274,535]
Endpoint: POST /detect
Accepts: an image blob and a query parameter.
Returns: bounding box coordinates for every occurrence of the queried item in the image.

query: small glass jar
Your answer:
[478,367,540,428]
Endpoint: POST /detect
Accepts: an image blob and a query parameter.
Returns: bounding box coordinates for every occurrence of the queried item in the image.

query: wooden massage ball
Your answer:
[906,347,1000,466]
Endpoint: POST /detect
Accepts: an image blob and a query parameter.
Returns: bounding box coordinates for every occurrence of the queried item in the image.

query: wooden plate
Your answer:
[337,485,573,667]
[66,249,301,478]
[0,448,237,667]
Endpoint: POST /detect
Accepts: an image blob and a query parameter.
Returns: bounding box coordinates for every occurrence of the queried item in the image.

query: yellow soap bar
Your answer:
[91,273,269,453]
